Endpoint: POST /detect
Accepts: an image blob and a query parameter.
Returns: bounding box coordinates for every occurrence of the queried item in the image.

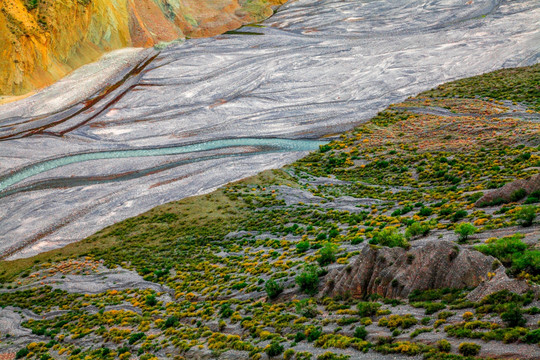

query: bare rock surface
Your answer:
[0,308,32,337]
[44,269,171,295]
[322,240,496,299]
[0,307,45,355]
[1,266,171,296]
[274,185,381,210]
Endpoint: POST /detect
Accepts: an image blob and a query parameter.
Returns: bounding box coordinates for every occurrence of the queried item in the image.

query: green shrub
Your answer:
[296,351,313,360]
[517,205,536,227]
[476,234,540,276]
[318,243,337,266]
[458,342,481,356]
[296,299,319,318]
[479,289,533,308]
[501,304,526,327]
[353,326,368,340]
[378,314,418,329]
[410,327,432,338]
[418,207,433,217]
[296,264,321,295]
[24,0,39,10]
[467,192,484,204]
[351,237,364,245]
[164,316,179,328]
[475,234,527,265]
[405,222,430,239]
[408,288,460,302]
[265,279,284,300]
[510,188,527,202]
[369,227,409,248]
[435,339,451,352]
[400,205,413,215]
[145,295,157,306]
[128,332,146,344]
[479,197,506,207]
[307,326,323,342]
[337,317,360,326]
[219,303,234,318]
[266,341,284,357]
[329,229,340,238]
[295,332,307,342]
[424,302,446,315]
[284,349,296,360]
[297,241,310,253]
[454,223,477,242]
[16,347,29,359]
[452,210,468,222]
[512,250,540,276]
[357,301,381,317]
[438,311,456,320]
[525,196,539,204]
[523,329,540,344]
[320,144,332,153]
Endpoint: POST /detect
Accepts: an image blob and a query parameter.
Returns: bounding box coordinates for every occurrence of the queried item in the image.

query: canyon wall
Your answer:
[0,0,284,95]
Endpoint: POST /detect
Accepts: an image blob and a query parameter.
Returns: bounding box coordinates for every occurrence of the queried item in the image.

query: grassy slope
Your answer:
[422,63,540,111]
[1,64,540,360]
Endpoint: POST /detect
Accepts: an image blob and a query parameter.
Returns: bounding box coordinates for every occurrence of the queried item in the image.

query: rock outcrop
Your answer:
[322,241,496,299]
[466,267,534,302]
[476,174,540,207]
[0,0,285,96]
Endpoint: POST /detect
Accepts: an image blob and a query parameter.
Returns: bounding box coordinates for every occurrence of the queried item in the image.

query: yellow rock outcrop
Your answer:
[0,0,286,95]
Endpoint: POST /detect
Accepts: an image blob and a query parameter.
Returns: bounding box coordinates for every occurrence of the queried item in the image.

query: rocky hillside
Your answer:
[0,0,285,96]
[0,65,539,360]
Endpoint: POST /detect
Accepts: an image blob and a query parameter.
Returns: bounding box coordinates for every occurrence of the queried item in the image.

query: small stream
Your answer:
[0,138,324,194]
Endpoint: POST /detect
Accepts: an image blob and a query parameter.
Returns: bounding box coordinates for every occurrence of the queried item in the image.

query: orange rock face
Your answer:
[0,0,286,96]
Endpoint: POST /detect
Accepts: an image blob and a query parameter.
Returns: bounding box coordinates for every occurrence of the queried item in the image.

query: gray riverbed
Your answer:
[0,0,539,259]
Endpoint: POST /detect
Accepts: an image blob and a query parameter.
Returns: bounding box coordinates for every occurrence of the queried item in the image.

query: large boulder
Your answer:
[476,174,540,207]
[322,241,497,299]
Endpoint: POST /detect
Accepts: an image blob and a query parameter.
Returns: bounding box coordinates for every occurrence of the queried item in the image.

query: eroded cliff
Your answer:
[0,0,285,95]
